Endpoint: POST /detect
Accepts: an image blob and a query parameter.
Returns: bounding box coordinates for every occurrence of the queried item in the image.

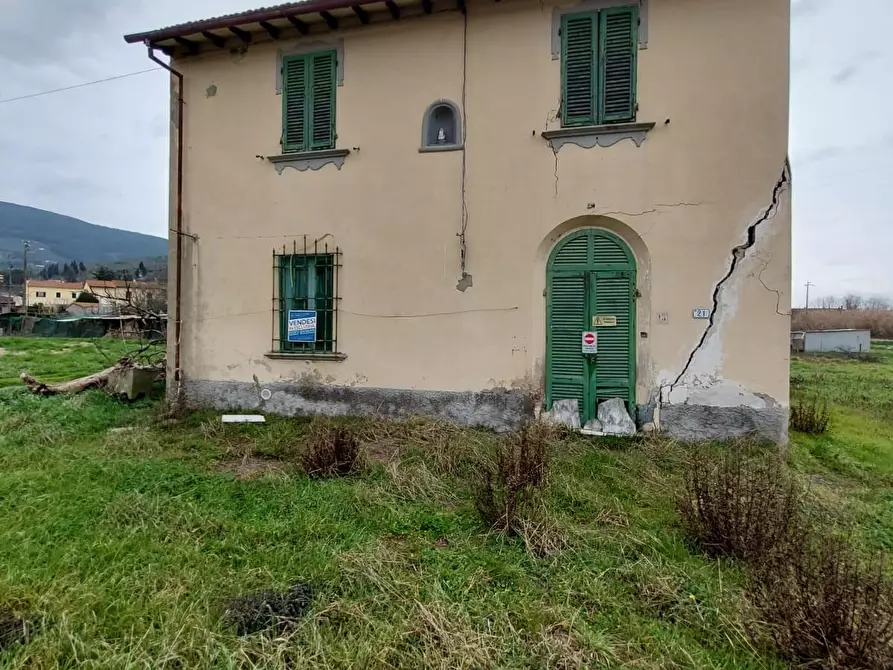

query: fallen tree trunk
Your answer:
[20,361,164,397]
[20,364,125,396]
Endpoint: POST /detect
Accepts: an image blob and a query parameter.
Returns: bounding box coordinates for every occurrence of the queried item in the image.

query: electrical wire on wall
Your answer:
[456,6,472,292]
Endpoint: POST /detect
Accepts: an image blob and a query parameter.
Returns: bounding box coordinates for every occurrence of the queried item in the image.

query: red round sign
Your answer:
[583,333,596,345]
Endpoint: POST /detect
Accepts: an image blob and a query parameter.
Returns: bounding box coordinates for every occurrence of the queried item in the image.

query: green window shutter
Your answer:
[282,56,308,152]
[279,255,309,351]
[309,51,336,150]
[561,13,597,126]
[546,273,587,415]
[592,270,634,408]
[599,6,638,123]
[314,258,334,351]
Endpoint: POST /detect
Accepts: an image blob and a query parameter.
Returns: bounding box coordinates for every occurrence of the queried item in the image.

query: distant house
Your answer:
[83,280,166,311]
[0,295,19,315]
[25,281,83,310]
[791,329,871,354]
[65,302,107,317]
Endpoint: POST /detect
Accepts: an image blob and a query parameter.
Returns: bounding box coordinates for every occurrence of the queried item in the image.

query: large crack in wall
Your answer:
[663,159,792,403]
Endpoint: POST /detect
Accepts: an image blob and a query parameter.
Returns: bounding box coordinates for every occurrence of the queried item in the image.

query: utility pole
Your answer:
[22,240,29,314]
[805,281,814,310]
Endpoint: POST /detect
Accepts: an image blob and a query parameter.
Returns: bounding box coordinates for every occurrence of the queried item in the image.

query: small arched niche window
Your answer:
[420,100,462,152]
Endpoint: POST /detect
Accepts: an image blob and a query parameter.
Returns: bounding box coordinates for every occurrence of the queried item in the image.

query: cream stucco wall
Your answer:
[26,283,81,308]
[167,0,791,432]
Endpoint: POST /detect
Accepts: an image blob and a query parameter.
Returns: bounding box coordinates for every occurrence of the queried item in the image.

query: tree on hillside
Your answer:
[6,268,24,286]
[38,263,60,280]
[137,261,147,278]
[78,261,86,273]
[92,266,116,281]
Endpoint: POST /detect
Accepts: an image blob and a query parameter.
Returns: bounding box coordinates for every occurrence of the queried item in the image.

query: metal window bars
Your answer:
[272,236,341,353]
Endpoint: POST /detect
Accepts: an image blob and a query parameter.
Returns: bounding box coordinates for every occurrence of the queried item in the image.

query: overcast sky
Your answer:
[0,0,890,304]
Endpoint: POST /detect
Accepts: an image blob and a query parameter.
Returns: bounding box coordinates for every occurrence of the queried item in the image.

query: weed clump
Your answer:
[0,604,32,651]
[678,449,801,563]
[301,418,361,478]
[790,397,831,434]
[474,425,550,537]
[224,582,314,636]
[754,538,893,669]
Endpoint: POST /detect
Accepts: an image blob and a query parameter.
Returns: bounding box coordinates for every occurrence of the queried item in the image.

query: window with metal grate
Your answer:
[273,238,341,354]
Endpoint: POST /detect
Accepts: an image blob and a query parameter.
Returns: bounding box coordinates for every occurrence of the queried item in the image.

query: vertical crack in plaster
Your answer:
[754,254,789,316]
[665,159,791,399]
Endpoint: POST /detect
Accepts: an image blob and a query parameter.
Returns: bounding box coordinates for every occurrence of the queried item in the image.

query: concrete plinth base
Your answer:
[660,404,787,444]
[182,380,532,432]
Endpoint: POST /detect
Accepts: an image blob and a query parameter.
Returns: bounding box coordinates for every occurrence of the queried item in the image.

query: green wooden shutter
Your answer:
[282,56,308,152]
[315,257,334,352]
[561,13,597,127]
[593,270,634,410]
[279,256,311,352]
[599,6,638,123]
[309,51,336,150]
[546,273,587,414]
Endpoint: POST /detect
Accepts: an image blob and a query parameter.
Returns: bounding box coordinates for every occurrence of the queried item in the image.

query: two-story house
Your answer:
[25,281,83,310]
[125,0,791,441]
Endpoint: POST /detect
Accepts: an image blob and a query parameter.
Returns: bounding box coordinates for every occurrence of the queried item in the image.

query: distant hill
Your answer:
[0,201,167,265]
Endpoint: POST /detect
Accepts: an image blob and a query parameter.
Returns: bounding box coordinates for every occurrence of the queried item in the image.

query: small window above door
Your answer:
[420,100,462,152]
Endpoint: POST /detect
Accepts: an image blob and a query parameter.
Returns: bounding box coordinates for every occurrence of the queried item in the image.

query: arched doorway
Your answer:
[546,228,637,423]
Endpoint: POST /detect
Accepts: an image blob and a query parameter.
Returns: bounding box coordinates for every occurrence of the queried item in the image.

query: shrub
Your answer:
[754,537,893,668]
[790,397,831,434]
[75,292,99,303]
[678,449,801,563]
[474,424,550,536]
[301,418,361,478]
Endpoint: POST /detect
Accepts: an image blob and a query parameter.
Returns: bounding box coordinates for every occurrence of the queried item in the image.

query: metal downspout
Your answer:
[146,43,185,402]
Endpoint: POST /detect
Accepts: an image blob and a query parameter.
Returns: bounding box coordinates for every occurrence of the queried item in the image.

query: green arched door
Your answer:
[546,229,636,423]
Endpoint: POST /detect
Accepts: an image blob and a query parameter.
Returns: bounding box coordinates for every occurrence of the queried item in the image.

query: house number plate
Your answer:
[592,315,617,327]
[692,308,711,319]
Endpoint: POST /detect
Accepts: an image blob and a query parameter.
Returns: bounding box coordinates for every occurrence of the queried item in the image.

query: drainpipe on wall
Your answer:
[146,43,185,403]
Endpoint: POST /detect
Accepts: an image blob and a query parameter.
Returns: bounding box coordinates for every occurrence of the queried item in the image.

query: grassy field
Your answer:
[0,338,890,668]
[0,338,136,388]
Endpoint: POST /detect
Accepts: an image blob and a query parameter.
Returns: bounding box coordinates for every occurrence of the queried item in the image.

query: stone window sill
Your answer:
[265,351,348,361]
[541,122,656,151]
[418,144,464,153]
[267,148,350,174]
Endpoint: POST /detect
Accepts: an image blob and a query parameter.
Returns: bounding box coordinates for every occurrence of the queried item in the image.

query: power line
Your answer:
[0,68,163,105]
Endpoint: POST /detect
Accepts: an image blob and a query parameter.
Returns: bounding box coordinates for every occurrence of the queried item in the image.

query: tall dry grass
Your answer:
[792,309,893,338]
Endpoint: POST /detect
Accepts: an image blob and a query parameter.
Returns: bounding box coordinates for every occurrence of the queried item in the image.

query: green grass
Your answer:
[789,345,893,552]
[0,337,890,667]
[0,337,135,388]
